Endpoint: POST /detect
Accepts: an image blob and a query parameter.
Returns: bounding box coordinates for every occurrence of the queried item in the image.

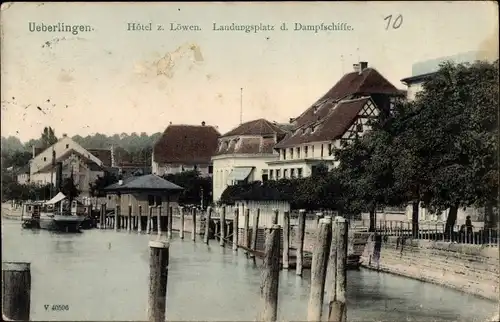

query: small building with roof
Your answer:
[103,174,184,216]
[268,61,404,179]
[152,122,220,177]
[211,118,289,202]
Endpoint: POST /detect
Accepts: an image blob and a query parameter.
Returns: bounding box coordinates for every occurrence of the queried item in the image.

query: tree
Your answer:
[162,170,212,207]
[89,171,119,197]
[40,126,58,149]
[60,175,80,205]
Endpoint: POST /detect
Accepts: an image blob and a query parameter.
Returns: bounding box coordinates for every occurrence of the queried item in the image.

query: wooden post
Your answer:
[167,206,173,239]
[272,209,279,225]
[157,206,162,236]
[326,218,339,305]
[204,207,212,244]
[258,225,280,322]
[138,205,143,234]
[127,204,132,232]
[2,262,31,321]
[179,207,185,239]
[100,204,105,229]
[114,204,120,231]
[147,206,152,234]
[282,210,290,269]
[244,208,250,255]
[296,209,306,276]
[232,207,239,251]
[220,206,226,247]
[192,208,197,241]
[250,208,260,258]
[148,240,169,322]
[308,217,332,321]
[328,217,348,322]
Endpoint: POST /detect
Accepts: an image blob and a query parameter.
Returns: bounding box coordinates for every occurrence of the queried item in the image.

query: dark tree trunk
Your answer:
[483,201,497,230]
[445,204,459,240]
[369,207,376,232]
[412,201,419,238]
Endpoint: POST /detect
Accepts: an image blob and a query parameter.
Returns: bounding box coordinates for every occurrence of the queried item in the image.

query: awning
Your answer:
[45,192,67,205]
[228,167,253,182]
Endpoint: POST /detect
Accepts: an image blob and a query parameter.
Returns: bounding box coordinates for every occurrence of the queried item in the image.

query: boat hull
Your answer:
[39,215,84,232]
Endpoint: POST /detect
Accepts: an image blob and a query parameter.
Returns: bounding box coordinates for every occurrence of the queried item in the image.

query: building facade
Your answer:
[211,119,288,202]
[269,61,403,179]
[152,122,220,177]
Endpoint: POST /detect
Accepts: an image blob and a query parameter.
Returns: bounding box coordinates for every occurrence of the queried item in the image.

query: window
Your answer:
[194,164,198,170]
[282,149,287,160]
[262,174,269,182]
[311,145,315,156]
[66,144,69,149]
[296,147,301,159]
[283,169,288,178]
[304,146,308,158]
[155,196,162,205]
[290,148,294,159]
[269,169,274,179]
[276,169,281,179]
[328,143,332,156]
[297,168,303,178]
[43,157,46,161]
[290,168,295,178]
[148,195,155,206]
[321,144,324,157]
[208,165,213,174]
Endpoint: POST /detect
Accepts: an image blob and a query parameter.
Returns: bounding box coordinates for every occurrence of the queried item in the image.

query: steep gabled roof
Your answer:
[87,148,112,167]
[222,119,287,137]
[153,124,220,164]
[275,97,371,148]
[292,67,400,129]
[35,148,104,173]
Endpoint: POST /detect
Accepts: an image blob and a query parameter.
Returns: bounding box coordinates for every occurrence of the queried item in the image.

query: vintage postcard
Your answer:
[1,1,499,322]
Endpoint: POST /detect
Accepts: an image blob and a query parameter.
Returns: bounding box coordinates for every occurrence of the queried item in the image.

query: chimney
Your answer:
[201,121,206,126]
[359,61,368,74]
[353,63,360,73]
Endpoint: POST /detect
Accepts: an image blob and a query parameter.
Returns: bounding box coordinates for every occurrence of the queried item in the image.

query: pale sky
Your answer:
[1,1,498,142]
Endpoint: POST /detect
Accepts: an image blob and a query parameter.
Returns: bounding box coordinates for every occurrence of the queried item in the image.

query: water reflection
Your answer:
[1,219,496,322]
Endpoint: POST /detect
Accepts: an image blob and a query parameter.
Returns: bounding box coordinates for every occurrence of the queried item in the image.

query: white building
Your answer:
[152,122,220,177]
[269,61,403,179]
[211,119,288,202]
[29,135,106,197]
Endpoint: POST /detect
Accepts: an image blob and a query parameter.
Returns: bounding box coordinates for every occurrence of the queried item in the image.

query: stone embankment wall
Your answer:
[361,234,499,301]
[1,203,23,220]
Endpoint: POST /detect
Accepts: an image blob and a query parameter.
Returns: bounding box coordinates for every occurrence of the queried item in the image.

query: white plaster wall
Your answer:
[212,155,277,202]
[152,162,211,177]
[406,82,424,101]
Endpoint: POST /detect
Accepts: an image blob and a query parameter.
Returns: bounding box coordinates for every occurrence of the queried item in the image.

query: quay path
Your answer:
[1,218,496,321]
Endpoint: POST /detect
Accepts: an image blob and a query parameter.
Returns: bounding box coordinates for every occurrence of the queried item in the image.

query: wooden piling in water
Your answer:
[157,206,162,236]
[258,225,280,322]
[138,205,143,234]
[282,210,290,269]
[307,217,332,321]
[148,240,169,322]
[147,206,152,234]
[326,217,338,304]
[114,205,120,231]
[328,217,348,322]
[204,207,211,244]
[179,207,185,239]
[2,261,31,321]
[192,208,197,241]
[100,204,105,229]
[232,207,239,251]
[128,204,132,232]
[220,206,226,247]
[167,206,173,239]
[250,208,260,259]
[272,209,279,225]
[243,208,250,255]
[296,209,306,276]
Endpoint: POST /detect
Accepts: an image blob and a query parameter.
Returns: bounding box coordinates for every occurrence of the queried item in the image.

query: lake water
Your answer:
[1,218,496,321]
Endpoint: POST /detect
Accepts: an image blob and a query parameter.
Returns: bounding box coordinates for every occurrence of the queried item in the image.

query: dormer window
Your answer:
[43,157,46,161]
[66,144,69,149]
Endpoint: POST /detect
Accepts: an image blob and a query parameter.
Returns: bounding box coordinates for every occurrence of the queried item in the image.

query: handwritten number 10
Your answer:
[384,14,403,30]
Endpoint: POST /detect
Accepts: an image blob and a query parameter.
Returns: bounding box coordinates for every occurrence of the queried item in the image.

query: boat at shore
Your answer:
[23,193,85,233]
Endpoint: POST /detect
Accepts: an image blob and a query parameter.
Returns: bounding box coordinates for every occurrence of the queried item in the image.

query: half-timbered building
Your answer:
[268,61,403,179]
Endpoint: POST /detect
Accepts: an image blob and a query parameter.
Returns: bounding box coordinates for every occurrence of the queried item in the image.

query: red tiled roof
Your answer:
[292,67,400,129]
[153,124,220,164]
[275,97,370,148]
[88,148,112,167]
[222,118,287,137]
